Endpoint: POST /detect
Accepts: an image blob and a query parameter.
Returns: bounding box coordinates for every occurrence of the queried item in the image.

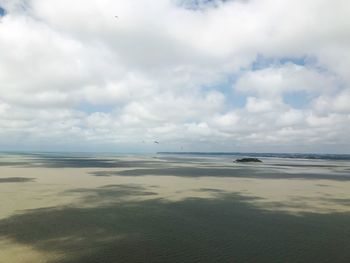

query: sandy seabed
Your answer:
[1,153,350,263]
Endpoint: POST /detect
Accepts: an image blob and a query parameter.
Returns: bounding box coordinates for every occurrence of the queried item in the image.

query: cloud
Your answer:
[235,64,337,98]
[313,90,350,114]
[0,0,349,153]
[245,97,275,113]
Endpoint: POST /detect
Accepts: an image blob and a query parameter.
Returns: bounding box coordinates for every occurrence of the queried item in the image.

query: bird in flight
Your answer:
[154,141,159,144]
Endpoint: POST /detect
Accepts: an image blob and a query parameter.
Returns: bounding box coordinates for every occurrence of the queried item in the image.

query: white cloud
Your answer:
[277,109,304,126]
[313,90,350,114]
[235,64,337,98]
[0,0,350,153]
[245,97,275,113]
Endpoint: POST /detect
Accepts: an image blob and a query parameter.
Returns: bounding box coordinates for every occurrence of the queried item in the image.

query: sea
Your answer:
[0,152,350,262]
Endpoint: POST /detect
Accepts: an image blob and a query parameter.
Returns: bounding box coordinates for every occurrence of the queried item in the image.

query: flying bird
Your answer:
[154,141,159,144]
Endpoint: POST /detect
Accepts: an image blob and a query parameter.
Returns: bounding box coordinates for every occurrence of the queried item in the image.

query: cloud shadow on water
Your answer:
[0,177,35,183]
[0,154,167,169]
[64,184,158,203]
[0,184,349,263]
[33,157,162,169]
[91,167,350,181]
[2,154,349,182]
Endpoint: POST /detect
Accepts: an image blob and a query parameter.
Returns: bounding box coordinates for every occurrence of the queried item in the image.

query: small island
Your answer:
[235,158,262,163]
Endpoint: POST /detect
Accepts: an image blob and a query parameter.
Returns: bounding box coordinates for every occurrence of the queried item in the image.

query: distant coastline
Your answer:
[158,152,350,161]
[1,151,350,161]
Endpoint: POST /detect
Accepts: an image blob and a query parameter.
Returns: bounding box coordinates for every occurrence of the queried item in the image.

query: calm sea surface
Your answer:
[0,152,350,262]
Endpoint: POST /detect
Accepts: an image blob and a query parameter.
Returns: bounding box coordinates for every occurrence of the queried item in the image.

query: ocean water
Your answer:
[0,152,350,262]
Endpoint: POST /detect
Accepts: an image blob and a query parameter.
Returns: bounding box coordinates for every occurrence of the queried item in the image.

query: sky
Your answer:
[0,0,350,153]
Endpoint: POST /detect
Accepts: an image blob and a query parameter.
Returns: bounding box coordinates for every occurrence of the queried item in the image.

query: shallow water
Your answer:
[0,153,350,262]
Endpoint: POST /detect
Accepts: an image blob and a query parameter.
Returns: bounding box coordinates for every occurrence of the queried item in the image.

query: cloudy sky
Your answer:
[0,0,350,153]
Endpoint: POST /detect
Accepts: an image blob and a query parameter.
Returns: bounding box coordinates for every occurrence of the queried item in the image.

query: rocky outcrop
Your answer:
[235,158,262,163]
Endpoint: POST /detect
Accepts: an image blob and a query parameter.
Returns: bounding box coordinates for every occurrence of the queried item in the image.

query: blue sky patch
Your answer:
[202,74,247,109]
[176,0,231,10]
[251,55,311,71]
[77,102,117,114]
[283,91,313,109]
[0,6,6,17]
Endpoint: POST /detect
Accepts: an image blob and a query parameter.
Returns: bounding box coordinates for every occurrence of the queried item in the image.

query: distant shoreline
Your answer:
[1,151,350,161]
[157,152,350,161]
